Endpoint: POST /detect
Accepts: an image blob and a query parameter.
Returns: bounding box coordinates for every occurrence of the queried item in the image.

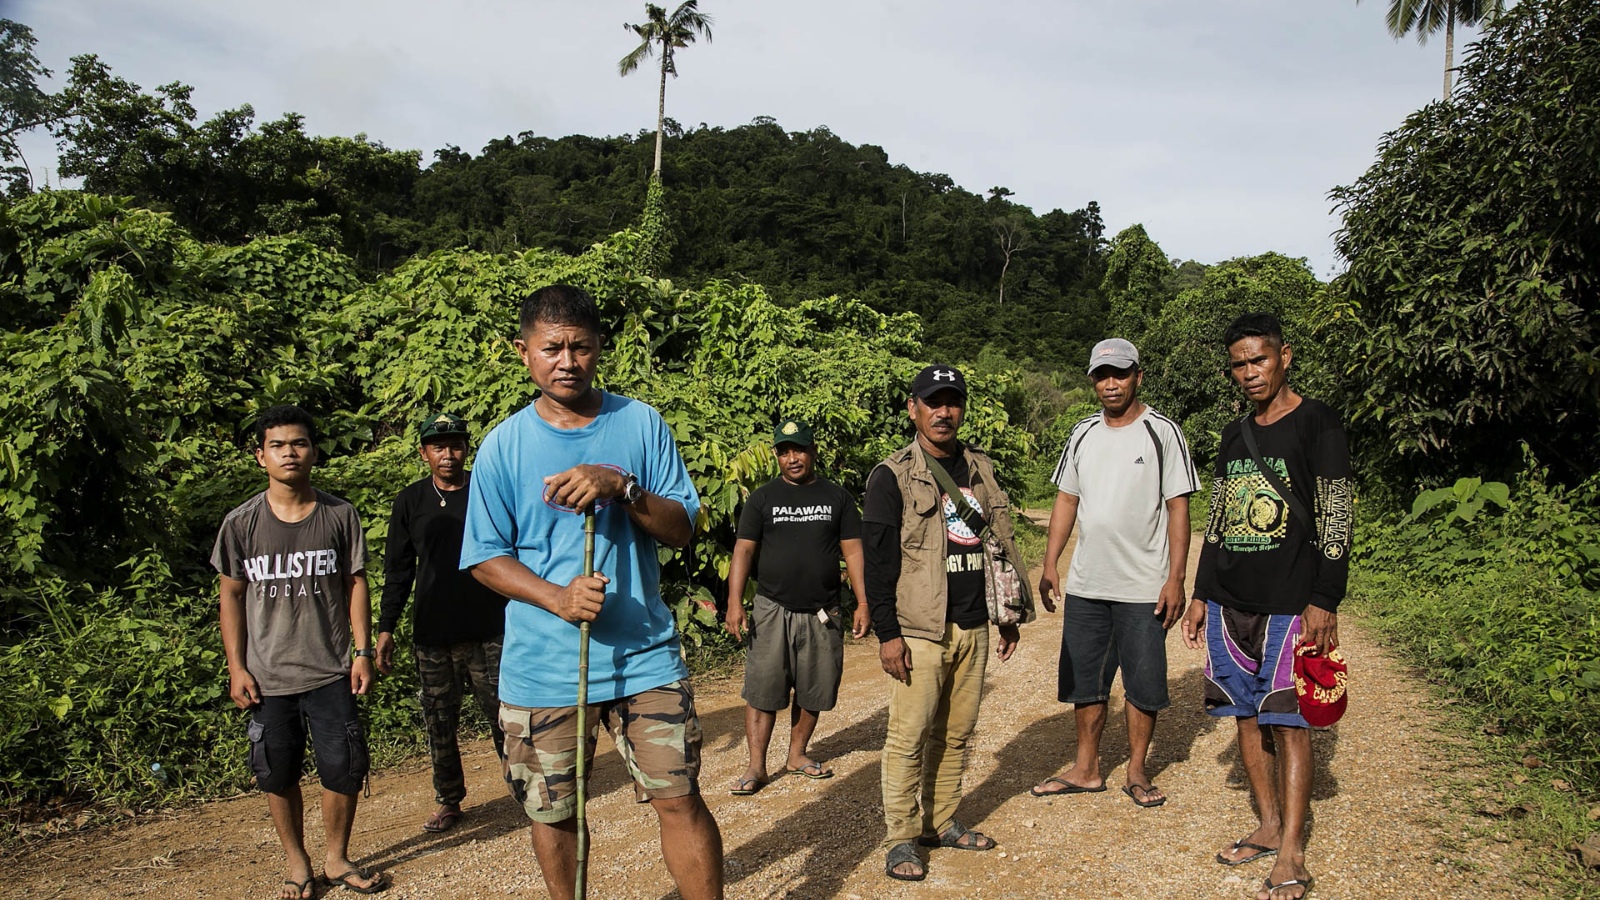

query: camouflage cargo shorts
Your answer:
[500,680,702,823]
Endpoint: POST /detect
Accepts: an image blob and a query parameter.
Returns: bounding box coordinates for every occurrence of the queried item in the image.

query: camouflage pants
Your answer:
[500,680,702,824]
[416,638,504,806]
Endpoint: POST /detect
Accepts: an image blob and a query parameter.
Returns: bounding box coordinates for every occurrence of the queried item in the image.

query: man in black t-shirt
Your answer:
[1182,314,1353,900]
[376,413,509,834]
[724,420,868,796]
[864,365,1029,882]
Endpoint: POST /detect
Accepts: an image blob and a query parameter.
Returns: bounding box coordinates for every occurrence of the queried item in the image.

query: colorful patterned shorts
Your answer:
[499,680,702,823]
[1202,600,1308,728]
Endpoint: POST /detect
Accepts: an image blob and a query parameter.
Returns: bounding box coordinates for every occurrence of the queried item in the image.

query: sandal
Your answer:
[1216,838,1278,866]
[323,867,389,894]
[788,761,834,780]
[730,777,764,796]
[1121,783,1167,808]
[1261,876,1314,899]
[884,841,925,881]
[918,820,996,851]
[280,879,314,900]
[422,808,462,833]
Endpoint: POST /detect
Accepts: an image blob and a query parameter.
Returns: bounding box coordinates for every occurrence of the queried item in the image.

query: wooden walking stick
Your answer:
[574,502,596,899]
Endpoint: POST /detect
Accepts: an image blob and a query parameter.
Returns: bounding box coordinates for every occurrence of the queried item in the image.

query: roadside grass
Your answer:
[1347,570,1600,896]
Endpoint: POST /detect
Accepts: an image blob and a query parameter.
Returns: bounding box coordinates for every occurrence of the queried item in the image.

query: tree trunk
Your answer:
[654,51,668,176]
[1443,7,1456,98]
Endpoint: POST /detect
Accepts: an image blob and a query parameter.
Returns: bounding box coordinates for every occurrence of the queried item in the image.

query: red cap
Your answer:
[1293,641,1348,727]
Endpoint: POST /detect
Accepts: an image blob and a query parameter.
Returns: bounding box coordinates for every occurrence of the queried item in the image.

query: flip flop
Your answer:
[788,762,834,780]
[1122,783,1167,808]
[422,808,462,833]
[1029,776,1107,797]
[1262,876,1314,899]
[323,867,389,894]
[280,879,314,900]
[730,777,764,796]
[1216,838,1278,866]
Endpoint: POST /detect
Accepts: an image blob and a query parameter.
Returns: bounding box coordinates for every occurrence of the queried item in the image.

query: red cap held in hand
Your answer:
[1293,641,1348,727]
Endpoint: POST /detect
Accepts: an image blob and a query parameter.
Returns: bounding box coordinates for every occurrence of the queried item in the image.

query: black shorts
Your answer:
[248,678,368,795]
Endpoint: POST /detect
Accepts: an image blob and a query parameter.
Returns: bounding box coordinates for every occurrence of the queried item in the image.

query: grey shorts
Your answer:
[1057,594,1171,712]
[741,594,844,712]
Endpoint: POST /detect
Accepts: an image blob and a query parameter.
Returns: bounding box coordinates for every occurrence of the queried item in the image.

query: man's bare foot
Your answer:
[785,758,833,779]
[323,859,388,894]
[279,854,315,899]
[422,803,462,833]
[1257,859,1313,900]
[1029,772,1107,796]
[1216,824,1280,864]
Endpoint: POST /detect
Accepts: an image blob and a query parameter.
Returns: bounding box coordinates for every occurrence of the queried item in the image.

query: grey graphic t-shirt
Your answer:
[211,490,368,695]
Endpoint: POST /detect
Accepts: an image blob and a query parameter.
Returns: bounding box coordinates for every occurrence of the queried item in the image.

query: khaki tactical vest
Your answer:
[874,440,1026,641]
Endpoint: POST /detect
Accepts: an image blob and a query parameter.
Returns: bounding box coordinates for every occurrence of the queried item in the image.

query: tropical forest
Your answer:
[1,0,1598,893]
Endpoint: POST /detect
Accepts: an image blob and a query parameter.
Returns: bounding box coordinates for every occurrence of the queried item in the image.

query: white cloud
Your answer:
[10,0,1486,272]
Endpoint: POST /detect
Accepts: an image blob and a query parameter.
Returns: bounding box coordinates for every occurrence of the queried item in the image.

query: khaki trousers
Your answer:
[881,622,989,848]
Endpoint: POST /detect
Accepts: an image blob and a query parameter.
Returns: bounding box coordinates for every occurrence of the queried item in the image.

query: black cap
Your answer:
[910,364,967,400]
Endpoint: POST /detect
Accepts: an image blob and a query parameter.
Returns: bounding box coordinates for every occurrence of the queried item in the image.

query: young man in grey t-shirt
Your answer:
[1030,339,1198,808]
[212,405,387,898]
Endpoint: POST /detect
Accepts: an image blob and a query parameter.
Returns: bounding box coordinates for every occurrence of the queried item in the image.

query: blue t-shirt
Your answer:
[461,392,701,706]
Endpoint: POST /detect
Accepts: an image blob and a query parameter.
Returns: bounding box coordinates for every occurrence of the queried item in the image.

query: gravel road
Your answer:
[11,536,1546,899]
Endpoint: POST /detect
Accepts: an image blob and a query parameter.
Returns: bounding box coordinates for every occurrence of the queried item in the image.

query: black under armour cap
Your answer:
[911,364,967,399]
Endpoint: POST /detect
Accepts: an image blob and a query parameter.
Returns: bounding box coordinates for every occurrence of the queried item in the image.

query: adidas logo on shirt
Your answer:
[1134,456,1146,465]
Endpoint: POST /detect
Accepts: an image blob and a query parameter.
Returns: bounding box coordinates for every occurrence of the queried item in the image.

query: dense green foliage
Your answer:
[1350,464,1600,798]
[0,190,1030,809]
[1329,0,1600,483]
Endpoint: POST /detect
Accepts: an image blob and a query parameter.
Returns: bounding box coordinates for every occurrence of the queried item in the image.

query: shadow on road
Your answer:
[679,709,891,900]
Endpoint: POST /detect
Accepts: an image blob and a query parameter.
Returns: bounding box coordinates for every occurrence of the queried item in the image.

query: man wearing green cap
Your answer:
[377,413,508,834]
[724,419,869,796]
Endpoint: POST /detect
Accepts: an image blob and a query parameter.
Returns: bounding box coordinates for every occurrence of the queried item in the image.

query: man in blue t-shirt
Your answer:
[462,285,723,900]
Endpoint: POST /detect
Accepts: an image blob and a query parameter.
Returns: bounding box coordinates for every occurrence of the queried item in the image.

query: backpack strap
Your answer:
[1239,415,1314,534]
[920,447,988,540]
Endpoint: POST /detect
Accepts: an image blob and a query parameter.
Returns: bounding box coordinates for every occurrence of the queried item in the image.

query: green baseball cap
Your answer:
[772,419,815,448]
[418,412,469,444]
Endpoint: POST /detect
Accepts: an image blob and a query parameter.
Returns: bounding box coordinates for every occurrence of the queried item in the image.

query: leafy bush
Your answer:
[0,190,1033,811]
[1351,459,1600,795]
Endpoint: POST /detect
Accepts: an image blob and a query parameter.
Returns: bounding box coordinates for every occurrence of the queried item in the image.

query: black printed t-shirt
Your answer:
[863,451,989,640]
[736,477,861,612]
[379,474,508,646]
[1195,398,1354,615]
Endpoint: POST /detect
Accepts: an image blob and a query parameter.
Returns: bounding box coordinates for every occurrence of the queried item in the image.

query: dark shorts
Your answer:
[1057,594,1171,711]
[741,594,845,712]
[500,680,702,824]
[247,678,368,795]
[1202,600,1308,728]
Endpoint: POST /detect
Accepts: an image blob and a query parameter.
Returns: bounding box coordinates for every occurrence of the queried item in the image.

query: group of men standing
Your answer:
[212,282,1349,900]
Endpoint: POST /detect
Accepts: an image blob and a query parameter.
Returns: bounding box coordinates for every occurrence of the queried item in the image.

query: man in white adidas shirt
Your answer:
[1029,338,1198,808]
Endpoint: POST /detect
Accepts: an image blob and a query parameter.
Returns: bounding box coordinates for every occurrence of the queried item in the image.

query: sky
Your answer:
[4,0,1488,278]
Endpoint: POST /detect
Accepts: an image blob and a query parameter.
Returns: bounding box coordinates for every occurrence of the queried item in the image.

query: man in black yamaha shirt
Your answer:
[1182,314,1353,900]
[376,413,509,834]
[724,420,868,795]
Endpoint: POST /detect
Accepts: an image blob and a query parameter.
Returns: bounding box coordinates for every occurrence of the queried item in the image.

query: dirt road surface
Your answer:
[12,532,1539,898]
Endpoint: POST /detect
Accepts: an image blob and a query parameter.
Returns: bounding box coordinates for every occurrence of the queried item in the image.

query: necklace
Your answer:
[431,481,448,508]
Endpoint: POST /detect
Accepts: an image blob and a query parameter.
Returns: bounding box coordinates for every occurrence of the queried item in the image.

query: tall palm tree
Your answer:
[1360,0,1507,97]
[618,1,713,177]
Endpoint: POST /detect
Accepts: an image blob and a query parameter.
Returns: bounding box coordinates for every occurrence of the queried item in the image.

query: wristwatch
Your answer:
[353,648,376,659]
[620,472,644,505]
